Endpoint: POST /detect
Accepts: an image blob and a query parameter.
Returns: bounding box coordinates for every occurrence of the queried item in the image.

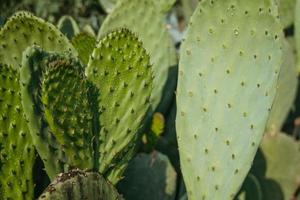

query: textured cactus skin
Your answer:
[176,0,283,199]
[57,15,80,40]
[0,11,77,70]
[38,169,124,200]
[118,152,177,200]
[86,29,153,184]
[267,39,298,132]
[71,33,96,65]
[99,0,177,112]
[41,54,94,170]
[20,47,70,179]
[0,64,35,200]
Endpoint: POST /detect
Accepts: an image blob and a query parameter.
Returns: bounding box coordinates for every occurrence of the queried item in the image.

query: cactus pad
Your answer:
[99,0,177,110]
[0,11,77,70]
[176,0,283,199]
[86,29,153,183]
[20,47,70,179]
[38,169,124,200]
[0,64,35,200]
[41,54,94,170]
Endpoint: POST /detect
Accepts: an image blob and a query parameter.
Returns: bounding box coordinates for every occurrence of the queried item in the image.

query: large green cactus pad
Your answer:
[0,64,35,200]
[86,29,153,184]
[118,152,177,200]
[41,54,94,170]
[20,47,70,179]
[176,0,283,199]
[0,11,77,70]
[266,39,298,132]
[38,169,124,200]
[99,0,177,111]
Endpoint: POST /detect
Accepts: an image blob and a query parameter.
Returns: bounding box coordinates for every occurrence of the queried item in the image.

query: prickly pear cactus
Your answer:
[20,47,71,179]
[57,15,80,40]
[0,11,77,70]
[71,33,96,65]
[86,29,153,184]
[118,152,177,200]
[0,64,35,200]
[266,39,298,133]
[38,169,124,200]
[176,0,283,199]
[99,0,177,112]
[41,53,94,170]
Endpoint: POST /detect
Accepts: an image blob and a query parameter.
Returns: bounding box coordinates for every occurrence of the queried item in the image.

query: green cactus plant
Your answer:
[0,11,77,70]
[40,51,94,170]
[0,9,77,191]
[99,0,177,113]
[38,169,124,200]
[86,29,153,183]
[0,64,35,200]
[12,12,153,184]
[176,0,283,199]
[117,152,177,200]
[20,47,72,179]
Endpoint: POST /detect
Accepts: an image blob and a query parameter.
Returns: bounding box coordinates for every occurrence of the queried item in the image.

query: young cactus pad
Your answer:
[40,53,94,170]
[0,64,35,200]
[0,11,77,70]
[176,0,283,199]
[38,169,124,200]
[20,47,72,179]
[86,29,153,183]
[99,0,177,112]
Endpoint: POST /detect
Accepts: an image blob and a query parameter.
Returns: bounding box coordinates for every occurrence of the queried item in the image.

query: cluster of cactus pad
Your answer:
[1,0,300,199]
[0,11,153,199]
